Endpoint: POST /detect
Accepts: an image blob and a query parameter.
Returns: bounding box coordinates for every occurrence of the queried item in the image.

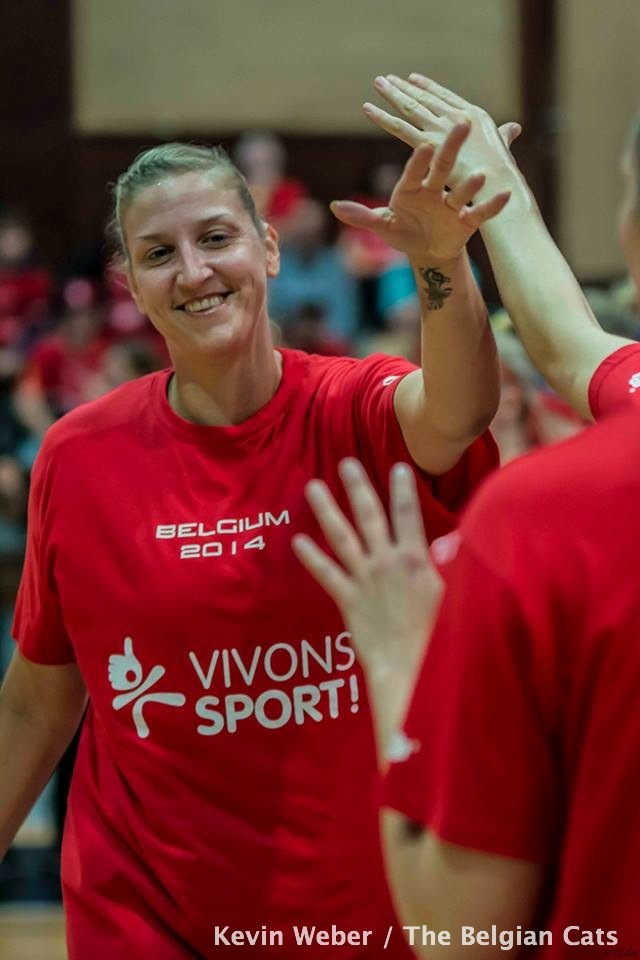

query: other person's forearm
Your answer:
[479,169,633,419]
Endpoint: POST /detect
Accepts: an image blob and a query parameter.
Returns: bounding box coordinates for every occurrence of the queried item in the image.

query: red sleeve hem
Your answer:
[588,343,640,419]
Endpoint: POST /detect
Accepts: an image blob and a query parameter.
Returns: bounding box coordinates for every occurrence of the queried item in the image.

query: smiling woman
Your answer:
[107,144,281,426]
[2,123,506,960]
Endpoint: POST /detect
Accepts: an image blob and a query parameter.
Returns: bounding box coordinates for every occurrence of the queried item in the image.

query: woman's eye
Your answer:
[204,233,228,244]
[146,247,170,262]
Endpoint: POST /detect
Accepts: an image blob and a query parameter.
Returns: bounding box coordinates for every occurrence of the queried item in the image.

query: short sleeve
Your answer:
[382,539,562,864]
[349,354,498,524]
[588,343,640,420]
[12,440,76,664]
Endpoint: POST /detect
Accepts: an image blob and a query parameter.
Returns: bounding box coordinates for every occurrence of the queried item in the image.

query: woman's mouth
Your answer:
[180,293,231,315]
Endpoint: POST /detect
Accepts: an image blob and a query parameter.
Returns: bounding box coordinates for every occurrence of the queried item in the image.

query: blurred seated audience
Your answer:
[280,302,352,356]
[0,456,27,561]
[338,160,404,330]
[358,299,421,364]
[233,130,308,243]
[0,212,53,351]
[491,319,586,462]
[16,300,107,432]
[268,198,359,340]
[87,338,165,399]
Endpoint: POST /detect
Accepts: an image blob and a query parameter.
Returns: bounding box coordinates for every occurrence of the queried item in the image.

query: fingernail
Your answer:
[386,74,401,83]
[339,458,361,479]
[362,101,375,112]
[392,462,412,480]
[305,479,325,500]
[374,75,387,86]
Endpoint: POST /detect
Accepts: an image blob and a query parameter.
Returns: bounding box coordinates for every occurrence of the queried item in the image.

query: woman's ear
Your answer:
[264,223,280,279]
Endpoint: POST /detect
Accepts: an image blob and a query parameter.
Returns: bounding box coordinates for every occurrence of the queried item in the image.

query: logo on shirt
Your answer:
[107,633,361,740]
[628,372,640,394]
[430,530,461,567]
[381,375,401,387]
[386,730,421,764]
[108,637,186,738]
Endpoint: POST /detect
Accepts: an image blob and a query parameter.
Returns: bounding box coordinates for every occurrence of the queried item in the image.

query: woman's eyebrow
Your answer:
[135,214,233,243]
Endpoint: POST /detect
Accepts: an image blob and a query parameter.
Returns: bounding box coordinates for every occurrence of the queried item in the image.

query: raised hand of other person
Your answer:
[363,73,522,194]
[330,122,511,261]
[292,459,442,698]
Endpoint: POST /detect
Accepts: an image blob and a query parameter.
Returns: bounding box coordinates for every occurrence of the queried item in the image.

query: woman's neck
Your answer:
[168,345,283,427]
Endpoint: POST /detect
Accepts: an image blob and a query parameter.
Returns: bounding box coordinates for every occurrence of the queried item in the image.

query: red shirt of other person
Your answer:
[383,346,640,957]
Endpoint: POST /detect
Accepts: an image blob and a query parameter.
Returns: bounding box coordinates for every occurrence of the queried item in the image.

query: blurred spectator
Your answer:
[490,328,539,463]
[268,198,359,340]
[0,347,33,464]
[491,320,586,461]
[88,338,165,399]
[15,302,108,434]
[233,130,308,242]
[280,302,351,356]
[0,456,27,560]
[338,160,404,330]
[583,286,640,339]
[359,298,421,364]
[339,161,402,276]
[0,212,53,350]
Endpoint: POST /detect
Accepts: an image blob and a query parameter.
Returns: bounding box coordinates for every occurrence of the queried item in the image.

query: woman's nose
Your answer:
[177,248,214,289]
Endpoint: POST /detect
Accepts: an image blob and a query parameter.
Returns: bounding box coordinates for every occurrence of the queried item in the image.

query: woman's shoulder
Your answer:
[42,370,167,454]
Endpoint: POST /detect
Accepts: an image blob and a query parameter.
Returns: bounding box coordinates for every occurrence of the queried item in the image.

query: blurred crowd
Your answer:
[3,134,639,582]
[1,129,639,884]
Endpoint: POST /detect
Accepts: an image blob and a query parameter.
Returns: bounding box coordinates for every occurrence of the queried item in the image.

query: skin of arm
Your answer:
[292,459,543,958]
[0,650,87,859]
[364,74,635,421]
[332,124,511,473]
[395,249,500,473]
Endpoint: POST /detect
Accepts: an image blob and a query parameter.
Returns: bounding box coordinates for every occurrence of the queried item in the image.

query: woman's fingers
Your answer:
[398,142,436,192]
[329,200,387,230]
[459,190,511,228]
[338,458,391,555]
[407,73,470,111]
[304,479,364,572]
[292,533,353,608]
[385,74,457,119]
[498,121,523,148]
[389,463,429,561]
[362,102,426,148]
[422,122,470,193]
[445,172,486,212]
[374,75,439,128]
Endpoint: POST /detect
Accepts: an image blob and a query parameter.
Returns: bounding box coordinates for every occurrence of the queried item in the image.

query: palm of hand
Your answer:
[344,541,442,677]
[384,180,475,261]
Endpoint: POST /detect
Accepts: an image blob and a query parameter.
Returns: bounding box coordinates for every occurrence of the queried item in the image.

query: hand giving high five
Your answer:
[292,460,443,755]
[331,122,511,261]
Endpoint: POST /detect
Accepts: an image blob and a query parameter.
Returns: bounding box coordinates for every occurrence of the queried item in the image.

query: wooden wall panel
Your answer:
[73,0,520,135]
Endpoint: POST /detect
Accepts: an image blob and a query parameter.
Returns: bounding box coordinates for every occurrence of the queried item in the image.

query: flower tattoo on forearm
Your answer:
[419,267,453,311]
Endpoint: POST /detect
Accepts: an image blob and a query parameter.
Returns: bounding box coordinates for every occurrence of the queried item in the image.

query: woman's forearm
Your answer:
[0,652,86,859]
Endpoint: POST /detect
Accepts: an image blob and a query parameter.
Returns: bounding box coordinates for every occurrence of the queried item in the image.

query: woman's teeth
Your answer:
[184,294,227,313]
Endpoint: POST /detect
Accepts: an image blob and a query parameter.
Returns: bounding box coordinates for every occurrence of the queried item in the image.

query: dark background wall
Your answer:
[1,0,555,295]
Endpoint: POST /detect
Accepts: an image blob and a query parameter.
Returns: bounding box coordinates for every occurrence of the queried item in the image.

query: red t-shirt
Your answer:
[588,341,640,419]
[383,405,640,957]
[13,349,496,960]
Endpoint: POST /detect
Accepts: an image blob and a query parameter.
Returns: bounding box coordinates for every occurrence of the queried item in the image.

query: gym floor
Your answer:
[0,904,66,960]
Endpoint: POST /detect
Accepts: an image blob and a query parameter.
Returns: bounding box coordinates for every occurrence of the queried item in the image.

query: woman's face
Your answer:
[124,170,280,361]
